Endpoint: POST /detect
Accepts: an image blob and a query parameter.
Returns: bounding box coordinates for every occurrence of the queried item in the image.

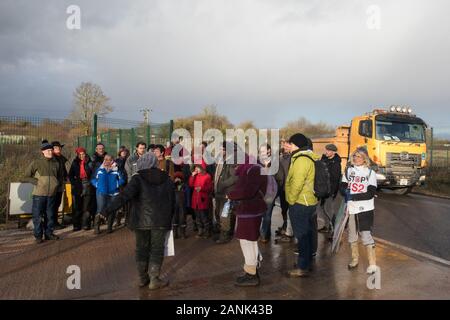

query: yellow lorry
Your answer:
[313,106,428,195]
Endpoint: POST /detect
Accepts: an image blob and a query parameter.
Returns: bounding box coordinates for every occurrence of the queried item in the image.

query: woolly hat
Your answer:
[288,133,309,150]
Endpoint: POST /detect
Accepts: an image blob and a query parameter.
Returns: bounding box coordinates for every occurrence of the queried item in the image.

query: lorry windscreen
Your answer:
[375,120,425,142]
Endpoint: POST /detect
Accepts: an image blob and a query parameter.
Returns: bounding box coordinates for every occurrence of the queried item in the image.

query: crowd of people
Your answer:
[24,133,378,289]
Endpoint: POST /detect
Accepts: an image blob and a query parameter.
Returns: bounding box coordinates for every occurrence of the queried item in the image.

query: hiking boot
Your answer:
[202,229,211,239]
[234,272,260,287]
[35,238,44,244]
[44,234,59,240]
[215,232,231,244]
[196,228,204,239]
[136,261,150,287]
[94,214,102,234]
[287,268,309,278]
[148,265,169,290]
[279,235,293,243]
[180,227,187,239]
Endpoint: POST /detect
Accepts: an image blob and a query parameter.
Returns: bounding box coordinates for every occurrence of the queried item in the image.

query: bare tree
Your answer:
[70,82,113,135]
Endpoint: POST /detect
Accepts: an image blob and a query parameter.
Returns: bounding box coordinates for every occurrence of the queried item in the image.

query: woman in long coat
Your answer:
[227,154,267,287]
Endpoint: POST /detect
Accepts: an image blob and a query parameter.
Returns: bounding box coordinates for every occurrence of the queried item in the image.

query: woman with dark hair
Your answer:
[227,153,267,287]
[115,146,130,227]
[69,147,94,231]
[116,146,130,179]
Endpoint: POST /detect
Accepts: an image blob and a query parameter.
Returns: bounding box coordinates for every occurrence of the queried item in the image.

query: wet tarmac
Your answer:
[0,195,449,300]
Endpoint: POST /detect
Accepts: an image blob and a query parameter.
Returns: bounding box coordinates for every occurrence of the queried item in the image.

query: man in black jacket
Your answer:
[51,141,68,229]
[102,152,175,290]
[318,144,342,234]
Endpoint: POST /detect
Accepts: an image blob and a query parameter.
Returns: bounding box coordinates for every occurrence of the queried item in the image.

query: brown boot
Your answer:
[348,242,359,269]
[366,244,377,274]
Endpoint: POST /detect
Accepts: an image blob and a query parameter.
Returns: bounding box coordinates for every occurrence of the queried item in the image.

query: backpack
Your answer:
[295,154,331,199]
[248,165,278,205]
[263,174,278,205]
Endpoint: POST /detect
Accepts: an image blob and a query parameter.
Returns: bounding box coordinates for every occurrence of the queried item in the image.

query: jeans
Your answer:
[96,193,115,214]
[260,200,275,240]
[195,209,211,232]
[32,195,56,239]
[289,203,318,270]
[135,229,168,267]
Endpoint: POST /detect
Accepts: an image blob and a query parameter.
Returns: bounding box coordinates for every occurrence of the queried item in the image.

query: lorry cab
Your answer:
[349,107,427,194]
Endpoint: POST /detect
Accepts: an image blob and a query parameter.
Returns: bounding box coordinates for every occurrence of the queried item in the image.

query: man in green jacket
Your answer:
[23,141,62,243]
[285,133,319,277]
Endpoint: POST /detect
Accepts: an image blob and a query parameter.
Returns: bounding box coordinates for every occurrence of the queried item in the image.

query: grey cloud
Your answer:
[0,0,449,135]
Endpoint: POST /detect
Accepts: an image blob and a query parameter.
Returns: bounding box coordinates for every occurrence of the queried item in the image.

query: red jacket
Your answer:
[189,172,213,210]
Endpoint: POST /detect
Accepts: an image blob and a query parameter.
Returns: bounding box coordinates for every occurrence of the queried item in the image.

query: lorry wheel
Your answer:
[392,187,412,195]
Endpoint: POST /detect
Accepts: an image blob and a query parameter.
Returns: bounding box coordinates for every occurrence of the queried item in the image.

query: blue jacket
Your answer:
[91,164,125,196]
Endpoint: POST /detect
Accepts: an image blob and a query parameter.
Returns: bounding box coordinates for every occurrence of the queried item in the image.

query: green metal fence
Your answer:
[0,115,173,222]
[427,127,450,170]
[74,114,174,155]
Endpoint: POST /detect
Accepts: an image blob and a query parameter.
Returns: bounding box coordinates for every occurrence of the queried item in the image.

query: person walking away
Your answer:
[285,133,320,277]
[91,154,125,234]
[258,144,282,243]
[69,147,94,231]
[172,172,187,238]
[318,144,342,235]
[227,153,267,286]
[101,152,175,289]
[189,162,213,238]
[23,140,62,243]
[340,147,378,274]
[214,141,239,244]
[51,141,68,229]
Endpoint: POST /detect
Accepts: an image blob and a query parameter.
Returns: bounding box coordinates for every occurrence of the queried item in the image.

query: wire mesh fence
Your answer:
[427,126,450,170]
[75,116,173,156]
[0,115,173,222]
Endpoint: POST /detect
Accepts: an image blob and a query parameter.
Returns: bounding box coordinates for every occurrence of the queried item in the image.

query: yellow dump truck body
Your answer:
[312,108,427,192]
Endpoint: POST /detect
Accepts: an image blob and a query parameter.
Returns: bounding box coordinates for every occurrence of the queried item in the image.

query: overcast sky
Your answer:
[0,0,449,136]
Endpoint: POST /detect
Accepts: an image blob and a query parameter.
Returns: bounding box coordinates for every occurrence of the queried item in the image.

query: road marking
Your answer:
[374,237,450,267]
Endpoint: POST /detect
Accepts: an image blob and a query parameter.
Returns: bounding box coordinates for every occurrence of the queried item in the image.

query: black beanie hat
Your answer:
[289,133,309,150]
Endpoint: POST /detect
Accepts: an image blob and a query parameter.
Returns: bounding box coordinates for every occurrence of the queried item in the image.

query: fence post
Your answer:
[77,136,80,148]
[146,124,151,146]
[131,128,136,150]
[169,120,174,142]
[92,114,98,155]
[430,127,433,169]
[108,130,111,153]
[118,129,122,149]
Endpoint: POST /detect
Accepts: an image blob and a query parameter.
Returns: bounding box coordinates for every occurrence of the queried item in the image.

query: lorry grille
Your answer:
[386,152,421,167]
